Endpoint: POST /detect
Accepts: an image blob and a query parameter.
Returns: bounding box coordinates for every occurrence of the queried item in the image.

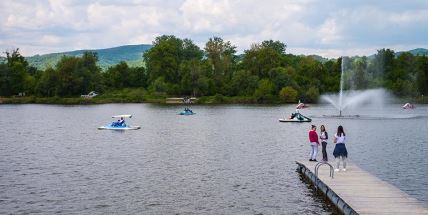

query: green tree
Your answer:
[196,76,211,96]
[279,86,298,103]
[104,62,131,89]
[180,59,204,96]
[261,40,286,55]
[128,66,147,88]
[182,39,204,61]
[254,79,274,103]
[0,63,12,96]
[230,70,259,96]
[416,56,428,96]
[375,49,395,89]
[268,67,295,94]
[36,67,59,96]
[150,76,168,94]
[77,52,103,94]
[144,35,183,83]
[36,51,103,96]
[204,37,237,92]
[322,59,340,92]
[55,56,82,96]
[352,57,368,90]
[242,43,282,78]
[305,86,320,103]
[0,49,30,96]
[144,35,203,95]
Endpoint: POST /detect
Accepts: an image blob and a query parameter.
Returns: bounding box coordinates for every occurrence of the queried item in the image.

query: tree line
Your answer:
[0,35,427,103]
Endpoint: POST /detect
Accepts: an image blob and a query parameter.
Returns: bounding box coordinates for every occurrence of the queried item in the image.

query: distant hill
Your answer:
[25,44,152,71]
[395,48,428,57]
[307,54,330,63]
[2,46,426,69]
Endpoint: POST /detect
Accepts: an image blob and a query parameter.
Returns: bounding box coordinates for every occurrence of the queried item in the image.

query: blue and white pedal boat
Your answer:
[179,110,195,115]
[98,114,141,130]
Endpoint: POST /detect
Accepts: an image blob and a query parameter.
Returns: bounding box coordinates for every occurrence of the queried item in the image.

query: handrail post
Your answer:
[315,162,334,179]
[313,162,334,191]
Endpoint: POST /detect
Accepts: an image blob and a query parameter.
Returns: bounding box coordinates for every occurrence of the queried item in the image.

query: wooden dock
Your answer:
[297,160,428,215]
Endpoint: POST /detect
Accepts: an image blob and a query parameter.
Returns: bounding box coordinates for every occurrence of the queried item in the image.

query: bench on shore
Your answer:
[165,97,198,104]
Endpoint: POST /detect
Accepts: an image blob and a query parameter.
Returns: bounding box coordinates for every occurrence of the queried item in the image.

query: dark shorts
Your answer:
[333,143,348,158]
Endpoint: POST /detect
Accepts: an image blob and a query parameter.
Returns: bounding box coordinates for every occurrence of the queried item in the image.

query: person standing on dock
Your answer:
[333,125,348,171]
[320,125,329,162]
[308,125,319,162]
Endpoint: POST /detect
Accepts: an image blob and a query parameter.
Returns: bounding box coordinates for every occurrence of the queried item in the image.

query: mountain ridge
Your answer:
[396,48,428,57]
[25,44,153,70]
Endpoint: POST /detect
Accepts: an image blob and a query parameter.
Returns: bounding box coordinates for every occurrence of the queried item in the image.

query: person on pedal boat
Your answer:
[112,119,120,126]
[118,117,125,126]
[112,117,125,127]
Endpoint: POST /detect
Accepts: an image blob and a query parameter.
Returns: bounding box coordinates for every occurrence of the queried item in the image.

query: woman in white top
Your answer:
[320,125,328,162]
[333,125,348,171]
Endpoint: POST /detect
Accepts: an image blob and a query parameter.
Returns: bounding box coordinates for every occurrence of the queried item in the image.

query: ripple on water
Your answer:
[0,104,427,214]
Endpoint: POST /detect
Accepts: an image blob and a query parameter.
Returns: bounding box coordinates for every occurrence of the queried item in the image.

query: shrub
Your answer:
[305,86,320,103]
[279,86,298,103]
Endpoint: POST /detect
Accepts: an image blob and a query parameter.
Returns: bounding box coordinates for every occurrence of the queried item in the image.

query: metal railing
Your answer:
[315,162,334,178]
[313,162,334,191]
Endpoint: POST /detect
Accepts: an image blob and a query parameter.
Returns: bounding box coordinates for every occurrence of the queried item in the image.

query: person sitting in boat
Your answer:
[118,117,125,126]
[290,112,304,120]
[112,119,119,126]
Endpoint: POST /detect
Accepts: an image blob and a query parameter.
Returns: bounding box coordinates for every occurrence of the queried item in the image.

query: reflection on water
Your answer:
[0,104,427,214]
[298,174,341,215]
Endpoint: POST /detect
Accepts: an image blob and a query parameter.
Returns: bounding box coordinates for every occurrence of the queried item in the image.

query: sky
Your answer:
[0,0,427,58]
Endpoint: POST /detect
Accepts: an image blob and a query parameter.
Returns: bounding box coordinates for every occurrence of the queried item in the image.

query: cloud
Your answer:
[0,0,427,58]
[317,19,343,45]
[40,35,62,45]
[180,0,233,32]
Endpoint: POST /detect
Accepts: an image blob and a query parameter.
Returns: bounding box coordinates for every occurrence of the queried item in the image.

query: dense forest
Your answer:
[0,35,427,103]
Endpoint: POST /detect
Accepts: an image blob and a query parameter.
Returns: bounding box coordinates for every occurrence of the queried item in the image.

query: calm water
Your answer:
[0,104,427,214]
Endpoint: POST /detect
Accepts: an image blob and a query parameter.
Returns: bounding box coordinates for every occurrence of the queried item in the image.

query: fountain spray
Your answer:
[339,57,345,117]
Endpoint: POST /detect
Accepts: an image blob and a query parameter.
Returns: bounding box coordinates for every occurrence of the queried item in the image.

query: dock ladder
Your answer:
[314,162,334,190]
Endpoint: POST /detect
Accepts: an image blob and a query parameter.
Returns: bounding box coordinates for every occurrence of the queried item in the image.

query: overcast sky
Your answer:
[1,0,427,57]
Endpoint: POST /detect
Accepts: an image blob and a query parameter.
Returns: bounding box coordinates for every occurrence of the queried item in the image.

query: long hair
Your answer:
[337,125,345,137]
[320,125,326,132]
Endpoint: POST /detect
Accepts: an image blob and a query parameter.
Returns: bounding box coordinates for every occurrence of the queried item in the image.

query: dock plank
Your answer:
[297,160,428,215]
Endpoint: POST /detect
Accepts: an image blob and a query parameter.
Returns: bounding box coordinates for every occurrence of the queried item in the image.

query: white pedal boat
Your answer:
[278,118,312,122]
[279,112,312,122]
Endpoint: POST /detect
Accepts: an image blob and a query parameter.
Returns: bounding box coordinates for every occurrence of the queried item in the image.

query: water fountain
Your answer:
[320,56,391,118]
[321,88,389,118]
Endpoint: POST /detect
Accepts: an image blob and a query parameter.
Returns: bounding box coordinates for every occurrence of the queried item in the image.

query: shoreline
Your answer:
[1,96,427,105]
[0,96,281,105]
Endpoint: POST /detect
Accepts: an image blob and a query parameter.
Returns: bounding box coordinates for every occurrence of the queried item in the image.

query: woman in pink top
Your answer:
[308,125,319,162]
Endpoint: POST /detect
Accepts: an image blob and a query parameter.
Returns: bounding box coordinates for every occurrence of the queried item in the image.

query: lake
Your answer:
[0,104,427,214]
